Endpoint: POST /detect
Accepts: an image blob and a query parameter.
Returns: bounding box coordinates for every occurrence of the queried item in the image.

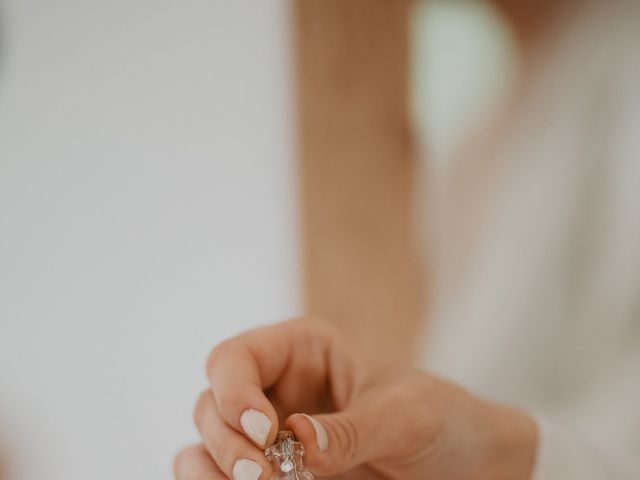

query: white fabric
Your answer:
[534,416,638,479]
[418,1,640,477]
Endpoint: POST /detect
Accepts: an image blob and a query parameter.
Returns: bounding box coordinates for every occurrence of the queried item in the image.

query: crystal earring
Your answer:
[265,431,314,480]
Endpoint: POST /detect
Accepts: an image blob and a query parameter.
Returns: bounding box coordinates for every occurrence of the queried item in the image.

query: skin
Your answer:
[174,2,575,478]
[175,319,537,479]
[490,0,577,58]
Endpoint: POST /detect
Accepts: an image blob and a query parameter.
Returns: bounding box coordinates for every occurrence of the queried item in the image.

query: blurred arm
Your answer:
[294,0,425,361]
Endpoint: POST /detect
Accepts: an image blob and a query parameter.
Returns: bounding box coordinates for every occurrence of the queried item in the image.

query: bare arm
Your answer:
[295,0,424,361]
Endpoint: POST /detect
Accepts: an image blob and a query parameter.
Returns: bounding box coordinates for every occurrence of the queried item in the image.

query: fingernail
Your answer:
[302,414,329,451]
[240,409,271,447]
[233,459,262,480]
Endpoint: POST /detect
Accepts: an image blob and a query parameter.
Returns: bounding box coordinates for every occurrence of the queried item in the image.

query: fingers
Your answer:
[285,377,437,478]
[195,390,272,480]
[174,444,226,480]
[201,318,372,478]
[206,319,336,448]
[206,337,280,448]
[285,397,389,477]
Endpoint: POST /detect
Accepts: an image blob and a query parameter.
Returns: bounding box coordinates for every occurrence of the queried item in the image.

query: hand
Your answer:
[174,319,537,480]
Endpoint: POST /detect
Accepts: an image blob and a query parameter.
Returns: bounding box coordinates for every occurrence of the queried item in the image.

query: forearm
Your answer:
[295,0,423,362]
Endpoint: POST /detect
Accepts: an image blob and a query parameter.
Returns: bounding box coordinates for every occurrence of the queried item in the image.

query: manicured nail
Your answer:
[240,409,271,446]
[302,414,329,451]
[233,459,262,480]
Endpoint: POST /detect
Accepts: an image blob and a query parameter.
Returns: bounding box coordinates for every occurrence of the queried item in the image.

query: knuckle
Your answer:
[194,390,213,429]
[214,438,235,474]
[327,414,359,467]
[385,381,418,408]
[385,379,441,443]
[206,339,234,376]
[173,446,193,478]
[217,387,245,420]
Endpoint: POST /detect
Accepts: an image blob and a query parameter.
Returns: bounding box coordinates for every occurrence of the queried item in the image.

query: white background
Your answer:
[0,1,299,479]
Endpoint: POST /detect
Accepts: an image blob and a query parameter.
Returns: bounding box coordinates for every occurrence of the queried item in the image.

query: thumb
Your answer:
[286,404,387,476]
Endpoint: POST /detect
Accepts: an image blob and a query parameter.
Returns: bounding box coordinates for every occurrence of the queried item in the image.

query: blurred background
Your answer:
[0,1,298,479]
[6,0,629,479]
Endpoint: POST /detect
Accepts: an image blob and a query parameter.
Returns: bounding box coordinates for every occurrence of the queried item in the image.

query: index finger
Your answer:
[206,318,332,448]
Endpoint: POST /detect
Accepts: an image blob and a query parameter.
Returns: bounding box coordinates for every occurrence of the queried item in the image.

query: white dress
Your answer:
[419,1,640,477]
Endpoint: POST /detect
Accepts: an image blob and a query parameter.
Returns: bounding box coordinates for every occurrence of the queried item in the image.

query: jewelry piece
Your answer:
[265,431,314,479]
